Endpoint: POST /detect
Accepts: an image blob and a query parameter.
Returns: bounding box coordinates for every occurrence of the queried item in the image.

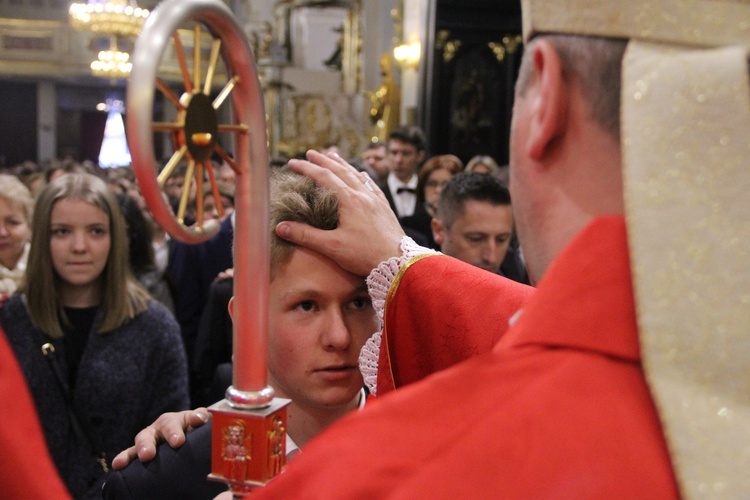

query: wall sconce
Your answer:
[393,41,420,69]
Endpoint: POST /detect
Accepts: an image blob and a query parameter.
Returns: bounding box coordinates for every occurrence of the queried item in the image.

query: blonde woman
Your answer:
[0,174,34,296]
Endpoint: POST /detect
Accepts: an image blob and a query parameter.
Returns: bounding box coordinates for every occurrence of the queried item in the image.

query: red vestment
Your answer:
[0,327,70,498]
[378,254,534,394]
[257,217,679,498]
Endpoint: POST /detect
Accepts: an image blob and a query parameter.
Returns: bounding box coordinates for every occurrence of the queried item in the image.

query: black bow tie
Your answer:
[397,187,416,194]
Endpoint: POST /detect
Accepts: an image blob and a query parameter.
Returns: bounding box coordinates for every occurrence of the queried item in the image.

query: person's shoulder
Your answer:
[0,294,30,329]
[102,422,222,500]
[128,300,180,338]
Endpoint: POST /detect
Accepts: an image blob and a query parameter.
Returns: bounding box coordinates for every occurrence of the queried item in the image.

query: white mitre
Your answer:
[522,1,750,497]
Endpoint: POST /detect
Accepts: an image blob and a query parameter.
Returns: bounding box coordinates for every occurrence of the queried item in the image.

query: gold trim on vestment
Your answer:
[383,253,442,389]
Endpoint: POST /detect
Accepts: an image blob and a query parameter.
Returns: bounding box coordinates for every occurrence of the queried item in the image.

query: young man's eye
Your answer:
[51,228,68,236]
[297,301,316,312]
[349,297,371,310]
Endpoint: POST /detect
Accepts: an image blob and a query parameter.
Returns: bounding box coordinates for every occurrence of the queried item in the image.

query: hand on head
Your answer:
[111,408,210,470]
[276,150,406,277]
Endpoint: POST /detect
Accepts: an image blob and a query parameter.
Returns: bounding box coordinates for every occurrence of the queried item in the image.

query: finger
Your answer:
[185,408,211,431]
[275,221,331,258]
[131,426,159,462]
[111,446,138,470]
[323,150,356,170]
[287,158,349,191]
[359,172,383,195]
[306,150,366,189]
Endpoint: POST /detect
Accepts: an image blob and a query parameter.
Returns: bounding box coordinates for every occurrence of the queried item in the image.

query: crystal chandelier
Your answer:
[90,38,132,79]
[69,0,149,38]
[69,0,149,79]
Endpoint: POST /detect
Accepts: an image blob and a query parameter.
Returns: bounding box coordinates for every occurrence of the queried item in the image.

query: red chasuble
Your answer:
[0,328,71,498]
[257,217,679,498]
[378,254,534,395]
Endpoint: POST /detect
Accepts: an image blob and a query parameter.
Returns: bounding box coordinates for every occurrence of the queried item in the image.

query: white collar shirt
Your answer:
[387,172,418,217]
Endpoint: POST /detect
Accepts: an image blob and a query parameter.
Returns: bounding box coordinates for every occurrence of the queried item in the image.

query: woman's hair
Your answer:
[416,154,464,205]
[268,169,339,279]
[0,174,34,225]
[464,155,500,175]
[116,193,156,277]
[21,173,150,338]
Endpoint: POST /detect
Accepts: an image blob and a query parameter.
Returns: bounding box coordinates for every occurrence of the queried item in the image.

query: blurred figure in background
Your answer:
[464,154,501,176]
[401,154,463,250]
[0,174,33,296]
[116,193,175,313]
[359,141,389,184]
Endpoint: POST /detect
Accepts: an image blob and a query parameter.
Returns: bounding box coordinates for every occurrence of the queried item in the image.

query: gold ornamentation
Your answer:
[443,40,461,63]
[502,35,522,54]
[436,30,462,63]
[488,42,506,62]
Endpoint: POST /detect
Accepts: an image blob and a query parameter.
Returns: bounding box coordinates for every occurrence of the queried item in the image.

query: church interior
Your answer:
[0,0,523,169]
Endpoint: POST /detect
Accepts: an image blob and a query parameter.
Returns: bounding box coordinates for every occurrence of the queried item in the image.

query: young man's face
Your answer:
[432,200,514,274]
[387,139,424,182]
[265,247,377,410]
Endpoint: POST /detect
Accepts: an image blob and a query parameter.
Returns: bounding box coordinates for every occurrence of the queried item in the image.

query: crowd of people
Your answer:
[0,157,238,497]
[3,0,749,496]
[0,125,525,498]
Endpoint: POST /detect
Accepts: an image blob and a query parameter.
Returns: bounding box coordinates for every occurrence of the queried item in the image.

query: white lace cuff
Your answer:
[359,236,439,395]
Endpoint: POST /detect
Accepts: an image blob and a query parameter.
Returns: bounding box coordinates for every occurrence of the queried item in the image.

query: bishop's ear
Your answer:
[525,39,568,161]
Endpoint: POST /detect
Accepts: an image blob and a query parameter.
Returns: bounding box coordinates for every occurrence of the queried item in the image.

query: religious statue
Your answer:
[368,53,400,143]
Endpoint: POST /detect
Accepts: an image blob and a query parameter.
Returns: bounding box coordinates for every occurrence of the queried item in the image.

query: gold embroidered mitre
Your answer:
[522,1,750,498]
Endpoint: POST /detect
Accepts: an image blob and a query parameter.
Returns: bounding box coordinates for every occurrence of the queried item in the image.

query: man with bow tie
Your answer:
[380,125,426,219]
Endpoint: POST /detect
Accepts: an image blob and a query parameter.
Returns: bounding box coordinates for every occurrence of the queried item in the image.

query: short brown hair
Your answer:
[268,169,339,279]
[516,34,627,141]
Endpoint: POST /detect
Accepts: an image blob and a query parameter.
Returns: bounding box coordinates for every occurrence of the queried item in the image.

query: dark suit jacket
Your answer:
[400,203,437,250]
[167,216,233,361]
[191,278,234,407]
[103,423,225,500]
[378,181,431,248]
[499,238,531,285]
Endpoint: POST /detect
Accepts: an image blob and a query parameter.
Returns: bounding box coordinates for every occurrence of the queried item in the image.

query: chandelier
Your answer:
[69,0,149,79]
[90,38,132,79]
[69,0,149,37]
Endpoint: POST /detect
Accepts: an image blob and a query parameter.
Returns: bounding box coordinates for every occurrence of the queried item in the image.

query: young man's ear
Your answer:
[431,217,445,247]
[526,39,568,161]
[227,296,235,321]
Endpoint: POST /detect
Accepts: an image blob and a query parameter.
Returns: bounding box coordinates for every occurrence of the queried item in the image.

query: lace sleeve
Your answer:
[358,236,439,395]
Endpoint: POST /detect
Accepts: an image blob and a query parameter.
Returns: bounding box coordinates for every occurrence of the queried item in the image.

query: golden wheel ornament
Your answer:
[128,0,275,407]
[127,0,267,245]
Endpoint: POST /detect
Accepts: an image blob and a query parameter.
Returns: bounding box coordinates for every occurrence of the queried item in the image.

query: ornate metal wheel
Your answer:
[127,0,268,244]
[127,0,273,407]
